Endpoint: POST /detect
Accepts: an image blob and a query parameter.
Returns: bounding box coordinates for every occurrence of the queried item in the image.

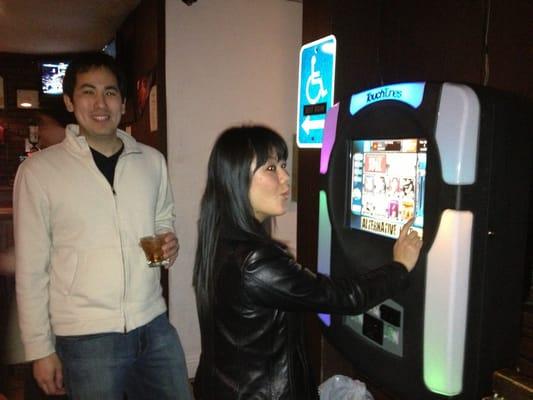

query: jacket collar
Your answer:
[220,224,251,242]
[63,124,142,156]
[220,224,274,248]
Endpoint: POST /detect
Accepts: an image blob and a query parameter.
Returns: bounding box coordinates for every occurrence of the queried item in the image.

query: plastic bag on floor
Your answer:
[319,375,375,400]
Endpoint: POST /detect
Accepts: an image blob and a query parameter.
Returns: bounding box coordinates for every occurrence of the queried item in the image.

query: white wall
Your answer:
[165,0,302,376]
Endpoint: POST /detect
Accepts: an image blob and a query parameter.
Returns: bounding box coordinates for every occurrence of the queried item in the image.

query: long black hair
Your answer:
[193,125,288,313]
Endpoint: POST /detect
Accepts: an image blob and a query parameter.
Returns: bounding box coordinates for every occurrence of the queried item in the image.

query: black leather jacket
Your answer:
[193,237,409,400]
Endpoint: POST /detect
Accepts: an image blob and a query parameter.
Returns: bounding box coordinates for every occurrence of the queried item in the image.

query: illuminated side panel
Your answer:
[349,82,426,116]
[435,83,480,184]
[424,210,473,395]
[317,190,332,325]
[320,103,340,174]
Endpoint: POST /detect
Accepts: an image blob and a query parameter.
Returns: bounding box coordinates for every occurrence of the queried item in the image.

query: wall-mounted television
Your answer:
[40,62,69,95]
[347,138,427,238]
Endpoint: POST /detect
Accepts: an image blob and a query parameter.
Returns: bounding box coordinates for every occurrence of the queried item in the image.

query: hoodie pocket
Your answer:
[51,247,123,308]
[50,248,78,295]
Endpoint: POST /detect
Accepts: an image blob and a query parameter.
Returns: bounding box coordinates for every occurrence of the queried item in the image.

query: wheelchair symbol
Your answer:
[305,55,328,105]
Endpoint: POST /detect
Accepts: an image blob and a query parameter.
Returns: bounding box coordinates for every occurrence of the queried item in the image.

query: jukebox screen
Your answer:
[348,138,427,239]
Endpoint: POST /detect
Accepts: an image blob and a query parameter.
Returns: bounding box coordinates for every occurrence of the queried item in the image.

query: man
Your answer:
[13,52,192,399]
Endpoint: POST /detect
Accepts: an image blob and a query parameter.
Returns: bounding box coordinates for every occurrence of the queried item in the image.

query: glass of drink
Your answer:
[139,234,169,268]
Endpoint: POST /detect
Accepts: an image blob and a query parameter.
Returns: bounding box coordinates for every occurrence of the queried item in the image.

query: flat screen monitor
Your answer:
[347,138,427,238]
[41,62,68,95]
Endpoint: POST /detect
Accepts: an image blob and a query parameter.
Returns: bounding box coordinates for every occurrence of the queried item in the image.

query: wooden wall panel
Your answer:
[379,0,485,85]
[116,0,167,155]
[298,0,333,385]
[331,0,382,98]
[487,0,533,99]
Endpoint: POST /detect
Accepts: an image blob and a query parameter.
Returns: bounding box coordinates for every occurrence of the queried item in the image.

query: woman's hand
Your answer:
[393,218,423,271]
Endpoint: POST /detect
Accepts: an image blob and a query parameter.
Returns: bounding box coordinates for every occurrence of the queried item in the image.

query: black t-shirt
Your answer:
[90,143,124,189]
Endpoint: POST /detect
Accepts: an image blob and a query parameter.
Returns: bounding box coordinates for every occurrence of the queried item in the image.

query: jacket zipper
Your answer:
[74,131,138,333]
[113,153,128,333]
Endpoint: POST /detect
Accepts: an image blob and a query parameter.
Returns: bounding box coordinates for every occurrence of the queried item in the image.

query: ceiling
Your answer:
[0,0,141,54]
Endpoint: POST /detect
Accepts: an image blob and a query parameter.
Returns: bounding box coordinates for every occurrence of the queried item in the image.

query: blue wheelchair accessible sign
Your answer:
[297,35,336,148]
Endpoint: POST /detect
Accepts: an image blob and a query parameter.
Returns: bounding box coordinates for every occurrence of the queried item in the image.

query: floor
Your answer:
[3,364,25,400]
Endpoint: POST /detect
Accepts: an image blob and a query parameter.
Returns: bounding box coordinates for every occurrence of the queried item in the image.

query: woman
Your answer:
[193,125,422,399]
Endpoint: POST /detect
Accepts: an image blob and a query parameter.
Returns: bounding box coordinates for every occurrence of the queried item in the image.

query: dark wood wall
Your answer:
[330,0,532,100]
[116,0,167,155]
[298,0,533,398]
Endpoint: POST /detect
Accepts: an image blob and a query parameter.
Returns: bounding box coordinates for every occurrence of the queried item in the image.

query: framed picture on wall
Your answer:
[149,84,158,132]
[136,70,154,118]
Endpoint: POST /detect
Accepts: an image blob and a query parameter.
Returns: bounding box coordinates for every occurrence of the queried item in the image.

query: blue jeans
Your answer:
[55,314,192,400]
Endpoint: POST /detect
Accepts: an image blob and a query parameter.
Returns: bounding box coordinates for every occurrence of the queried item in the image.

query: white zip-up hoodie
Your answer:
[13,125,175,361]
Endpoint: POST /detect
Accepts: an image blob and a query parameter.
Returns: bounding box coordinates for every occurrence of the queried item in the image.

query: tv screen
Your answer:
[41,62,68,95]
[348,138,426,238]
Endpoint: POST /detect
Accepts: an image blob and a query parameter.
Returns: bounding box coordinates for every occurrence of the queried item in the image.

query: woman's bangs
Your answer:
[252,130,288,170]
